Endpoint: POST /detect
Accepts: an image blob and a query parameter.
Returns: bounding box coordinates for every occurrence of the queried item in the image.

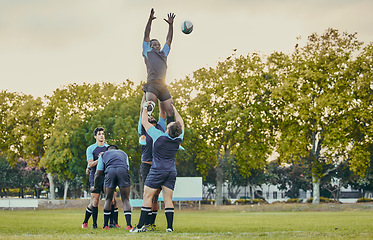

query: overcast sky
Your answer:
[1,0,372,97]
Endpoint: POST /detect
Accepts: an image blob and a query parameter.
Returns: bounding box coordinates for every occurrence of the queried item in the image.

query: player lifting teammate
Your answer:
[131,103,184,233]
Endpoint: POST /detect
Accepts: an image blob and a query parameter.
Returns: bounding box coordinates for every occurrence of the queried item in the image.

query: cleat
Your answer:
[166,228,174,232]
[152,224,157,231]
[109,224,116,228]
[115,224,121,229]
[103,226,110,230]
[91,224,98,229]
[130,225,147,233]
[146,224,155,231]
[139,135,146,145]
[81,223,88,229]
[147,101,155,116]
[126,225,134,230]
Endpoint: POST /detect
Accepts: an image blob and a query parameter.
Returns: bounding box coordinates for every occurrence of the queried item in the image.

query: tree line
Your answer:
[1,28,372,204]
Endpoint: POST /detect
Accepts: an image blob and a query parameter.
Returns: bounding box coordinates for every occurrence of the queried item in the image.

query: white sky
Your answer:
[0,0,372,97]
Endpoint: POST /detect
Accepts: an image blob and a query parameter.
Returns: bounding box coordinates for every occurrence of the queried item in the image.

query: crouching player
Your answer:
[91,145,133,230]
[131,103,184,233]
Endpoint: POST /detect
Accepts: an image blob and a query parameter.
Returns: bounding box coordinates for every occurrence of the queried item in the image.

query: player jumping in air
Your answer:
[139,8,176,144]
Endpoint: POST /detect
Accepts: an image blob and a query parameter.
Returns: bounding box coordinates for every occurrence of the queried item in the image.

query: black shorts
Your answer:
[145,170,177,190]
[143,79,171,101]
[140,162,152,186]
[90,174,104,194]
[104,167,130,188]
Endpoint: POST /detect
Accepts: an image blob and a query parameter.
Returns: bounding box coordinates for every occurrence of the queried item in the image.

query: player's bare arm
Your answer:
[91,170,103,192]
[87,159,98,168]
[144,8,156,42]
[173,104,184,132]
[141,102,153,131]
[165,13,175,47]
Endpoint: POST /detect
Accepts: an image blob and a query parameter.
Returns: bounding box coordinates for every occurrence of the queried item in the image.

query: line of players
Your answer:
[81,8,184,232]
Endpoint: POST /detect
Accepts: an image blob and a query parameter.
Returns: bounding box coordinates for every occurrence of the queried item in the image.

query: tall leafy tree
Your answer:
[174,52,277,205]
[272,28,366,204]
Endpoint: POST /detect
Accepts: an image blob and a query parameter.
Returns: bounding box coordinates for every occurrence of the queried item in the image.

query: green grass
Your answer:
[0,206,372,239]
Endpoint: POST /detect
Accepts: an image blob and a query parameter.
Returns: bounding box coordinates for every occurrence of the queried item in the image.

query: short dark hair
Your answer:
[94,127,105,136]
[150,39,159,48]
[168,121,182,138]
[108,145,118,150]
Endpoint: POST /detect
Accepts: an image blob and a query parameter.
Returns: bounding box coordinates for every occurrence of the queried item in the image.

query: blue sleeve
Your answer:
[162,43,170,56]
[138,115,142,135]
[158,116,167,131]
[96,155,104,171]
[86,145,94,162]
[142,41,152,58]
[147,126,164,143]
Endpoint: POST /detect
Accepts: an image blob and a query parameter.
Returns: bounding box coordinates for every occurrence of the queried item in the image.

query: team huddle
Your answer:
[81,8,184,233]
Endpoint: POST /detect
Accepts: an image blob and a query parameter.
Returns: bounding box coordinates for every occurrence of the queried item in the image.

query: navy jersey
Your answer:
[147,126,184,172]
[86,143,109,182]
[96,150,129,172]
[138,115,167,162]
[142,41,170,82]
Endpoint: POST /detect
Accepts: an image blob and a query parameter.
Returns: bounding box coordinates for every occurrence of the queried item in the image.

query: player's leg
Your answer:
[110,192,119,228]
[103,187,115,229]
[90,193,100,229]
[150,188,161,229]
[82,201,93,228]
[160,98,175,125]
[119,186,132,230]
[161,171,177,232]
[162,186,175,232]
[130,186,158,232]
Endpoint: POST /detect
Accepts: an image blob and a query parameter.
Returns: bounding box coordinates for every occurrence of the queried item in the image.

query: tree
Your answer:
[174,51,276,205]
[272,28,366,204]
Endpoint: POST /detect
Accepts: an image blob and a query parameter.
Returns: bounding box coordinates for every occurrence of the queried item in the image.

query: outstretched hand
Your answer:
[149,8,156,21]
[164,13,175,25]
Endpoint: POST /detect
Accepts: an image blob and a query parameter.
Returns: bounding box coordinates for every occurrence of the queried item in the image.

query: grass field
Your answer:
[0,204,373,239]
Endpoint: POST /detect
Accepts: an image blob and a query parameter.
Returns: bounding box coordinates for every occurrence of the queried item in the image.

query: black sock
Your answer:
[114,208,119,225]
[146,211,152,225]
[92,206,98,226]
[83,207,92,224]
[124,210,132,227]
[167,116,175,125]
[151,211,158,225]
[110,205,114,224]
[104,210,111,227]
[165,208,174,230]
[137,206,151,227]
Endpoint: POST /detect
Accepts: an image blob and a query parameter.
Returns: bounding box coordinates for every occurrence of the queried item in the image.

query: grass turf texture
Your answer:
[0,205,372,239]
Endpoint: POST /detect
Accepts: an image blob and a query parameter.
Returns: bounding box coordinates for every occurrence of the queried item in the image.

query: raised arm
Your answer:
[144,8,156,43]
[141,102,153,131]
[164,12,175,47]
[172,104,184,132]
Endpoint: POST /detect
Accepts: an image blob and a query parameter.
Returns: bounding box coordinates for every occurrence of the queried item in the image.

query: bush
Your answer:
[306,197,336,203]
[234,198,266,204]
[357,198,373,203]
[286,198,300,203]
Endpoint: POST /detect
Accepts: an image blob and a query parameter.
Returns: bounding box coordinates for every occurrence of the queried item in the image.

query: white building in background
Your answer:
[203,183,365,204]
